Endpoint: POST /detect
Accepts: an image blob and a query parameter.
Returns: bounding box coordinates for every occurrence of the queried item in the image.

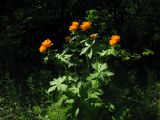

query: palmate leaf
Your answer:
[48,76,68,93]
[68,82,81,97]
[92,62,108,72]
[84,89,103,108]
[80,41,95,58]
[90,62,114,81]
[99,47,117,57]
[55,50,74,67]
[99,63,107,72]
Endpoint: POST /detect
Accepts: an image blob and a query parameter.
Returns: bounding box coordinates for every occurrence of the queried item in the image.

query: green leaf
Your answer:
[112,116,116,120]
[99,63,107,72]
[80,38,88,43]
[80,46,89,55]
[106,48,116,55]
[87,73,99,80]
[143,49,154,56]
[65,99,75,104]
[75,108,79,117]
[68,86,79,95]
[92,62,108,72]
[94,102,103,107]
[85,42,90,47]
[68,82,81,97]
[48,86,56,93]
[99,48,117,56]
[57,95,68,105]
[109,103,115,110]
[50,76,66,85]
[57,84,68,92]
[105,71,114,76]
[48,76,68,92]
[55,50,74,67]
[88,48,93,59]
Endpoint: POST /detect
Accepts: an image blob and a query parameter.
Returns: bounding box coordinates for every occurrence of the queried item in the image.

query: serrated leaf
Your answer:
[99,63,107,72]
[68,86,79,95]
[50,77,65,85]
[49,76,68,92]
[92,62,99,70]
[107,48,116,55]
[57,84,68,92]
[105,71,114,76]
[99,50,107,57]
[92,62,107,72]
[87,73,99,80]
[47,86,56,93]
[57,95,68,105]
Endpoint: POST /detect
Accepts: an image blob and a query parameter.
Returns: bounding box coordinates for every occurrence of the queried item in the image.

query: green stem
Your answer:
[95,52,99,88]
[86,56,90,72]
[63,63,68,79]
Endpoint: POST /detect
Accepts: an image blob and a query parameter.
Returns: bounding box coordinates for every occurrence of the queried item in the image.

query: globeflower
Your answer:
[69,21,79,31]
[90,33,98,40]
[39,45,46,53]
[42,38,53,48]
[109,35,120,46]
[80,21,91,31]
[72,21,79,26]
[39,38,53,53]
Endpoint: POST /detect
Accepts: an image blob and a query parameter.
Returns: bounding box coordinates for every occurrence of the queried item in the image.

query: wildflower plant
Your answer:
[39,11,119,120]
[39,10,154,119]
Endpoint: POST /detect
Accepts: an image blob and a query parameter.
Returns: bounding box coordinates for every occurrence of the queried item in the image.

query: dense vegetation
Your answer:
[0,0,160,120]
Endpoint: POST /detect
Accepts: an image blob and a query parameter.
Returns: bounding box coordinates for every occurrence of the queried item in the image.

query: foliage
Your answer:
[44,10,118,119]
[44,9,155,120]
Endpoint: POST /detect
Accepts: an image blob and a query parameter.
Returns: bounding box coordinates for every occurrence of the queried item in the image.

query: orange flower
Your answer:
[39,38,53,53]
[65,36,71,42]
[69,25,78,31]
[72,21,79,26]
[80,21,91,31]
[41,38,53,48]
[109,35,120,46]
[39,45,46,53]
[69,21,79,31]
[90,33,98,39]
